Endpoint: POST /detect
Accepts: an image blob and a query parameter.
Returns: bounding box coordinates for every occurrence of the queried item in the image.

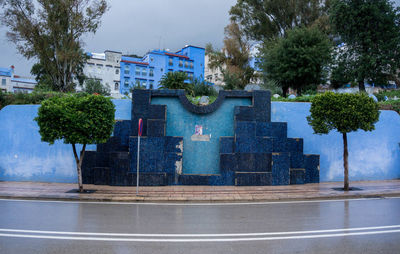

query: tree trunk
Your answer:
[342,132,349,191]
[282,86,289,97]
[297,88,302,96]
[72,143,86,193]
[358,80,366,92]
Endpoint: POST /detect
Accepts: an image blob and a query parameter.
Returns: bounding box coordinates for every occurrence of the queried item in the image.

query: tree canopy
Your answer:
[35,94,115,192]
[0,0,108,92]
[207,22,256,90]
[229,0,329,41]
[307,92,380,190]
[83,79,111,96]
[330,0,400,90]
[260,26,332,96]
[159,72,193,94]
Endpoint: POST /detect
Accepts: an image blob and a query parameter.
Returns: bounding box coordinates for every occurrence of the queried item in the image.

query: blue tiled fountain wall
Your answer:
[0,91,399,184]
[79,89,320,186]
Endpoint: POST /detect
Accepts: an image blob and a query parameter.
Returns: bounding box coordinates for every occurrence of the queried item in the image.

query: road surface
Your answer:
[1,197,400,253]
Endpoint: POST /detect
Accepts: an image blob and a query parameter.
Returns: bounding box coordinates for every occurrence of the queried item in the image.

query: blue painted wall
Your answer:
[151,97,252,174]
[0,100,399,183]
[0,100,130,183]
[272,102,400,182]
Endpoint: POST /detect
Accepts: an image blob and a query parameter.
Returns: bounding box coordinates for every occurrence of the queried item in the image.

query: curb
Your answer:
[1,192,399,203]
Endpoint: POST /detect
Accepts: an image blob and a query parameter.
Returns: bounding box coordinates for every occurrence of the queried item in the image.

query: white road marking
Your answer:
[1,225,400,237]
[0,229,400,242]
[0,197,395,206]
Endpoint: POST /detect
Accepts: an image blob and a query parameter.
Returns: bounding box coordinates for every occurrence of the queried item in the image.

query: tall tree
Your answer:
[207,22,256,90]
[0,0,108,92]
[307,92,379,191]
[229,0,329,41]
[330,0,400,91]
[260,27,332,96]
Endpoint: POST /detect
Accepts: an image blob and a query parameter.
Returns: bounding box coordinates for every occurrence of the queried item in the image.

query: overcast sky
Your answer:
[0,0,237,76]
[1,0,399,77]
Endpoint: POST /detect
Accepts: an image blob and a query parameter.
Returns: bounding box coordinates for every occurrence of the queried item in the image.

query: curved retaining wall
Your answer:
[0,99,399,183]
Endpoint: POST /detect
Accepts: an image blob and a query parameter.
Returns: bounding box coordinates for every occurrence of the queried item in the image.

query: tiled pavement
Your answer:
[0,180,399,202]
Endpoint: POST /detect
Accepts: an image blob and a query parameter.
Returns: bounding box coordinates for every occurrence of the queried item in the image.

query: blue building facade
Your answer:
[119,45,205,94]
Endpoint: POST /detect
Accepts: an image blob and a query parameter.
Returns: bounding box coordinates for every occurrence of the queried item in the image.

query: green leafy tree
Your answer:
[330,0,400,91]
[229,0,329,41]
[0,0,108,92]
[159,72,193,94]
[207,22,256,90]
[307,92,380,191]
[83,79,111,96]
[260,26,332,97]
[35,94,115,192]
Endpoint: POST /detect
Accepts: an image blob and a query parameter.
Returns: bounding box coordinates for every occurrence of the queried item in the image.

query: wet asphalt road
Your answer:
[0,198,400,254]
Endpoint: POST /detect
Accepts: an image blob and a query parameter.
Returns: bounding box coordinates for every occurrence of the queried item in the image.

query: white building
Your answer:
[0,66,37,93]
[204,54,225,88]
[81,50,122,98]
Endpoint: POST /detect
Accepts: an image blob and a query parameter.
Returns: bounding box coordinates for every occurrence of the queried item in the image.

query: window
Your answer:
[142,67,147,76]
[124,65,130,75]
[1,79,6,86]
[135,66,140,76]
[115,68,119,74]
[135,79,140,87]
[142,81,147,88]
[114,83,119,90]
[184,61,188,68]
[106,65,112,68]
[188,73,194,79]
[124,79,129,87]
[179,60,183,67]
[149,68,154,77]
[149,81,154,89]
[190,62,193,69]
[168,57,173,66]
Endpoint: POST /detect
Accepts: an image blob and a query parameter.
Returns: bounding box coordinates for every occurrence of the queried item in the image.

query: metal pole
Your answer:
[136,135,140,195]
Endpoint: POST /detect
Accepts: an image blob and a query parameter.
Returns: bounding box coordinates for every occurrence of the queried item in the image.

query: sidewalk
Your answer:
[0,180,399,202]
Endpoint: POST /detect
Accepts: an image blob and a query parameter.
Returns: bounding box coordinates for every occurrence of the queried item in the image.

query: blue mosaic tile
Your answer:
[290,169,305,185]
[220,137,234,154]
[272,153,290,185]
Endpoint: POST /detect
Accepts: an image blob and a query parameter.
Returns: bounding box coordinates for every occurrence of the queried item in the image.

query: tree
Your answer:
[330,0,400,91]
[307,92,380,191]
[207,22,256,90]
[83,79,111,96]
[35,94,115,192]
[159,72,193,94]
[229,0,329,41]
[0,0,108,92]
[259,26,332,96]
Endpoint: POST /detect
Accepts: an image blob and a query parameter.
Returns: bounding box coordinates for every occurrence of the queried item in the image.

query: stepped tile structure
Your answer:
[82,89,319,186]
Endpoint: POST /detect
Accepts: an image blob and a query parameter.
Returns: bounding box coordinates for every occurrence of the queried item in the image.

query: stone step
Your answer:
[235,172,272,186]
[179,174,225,185]
[290,168,305,185]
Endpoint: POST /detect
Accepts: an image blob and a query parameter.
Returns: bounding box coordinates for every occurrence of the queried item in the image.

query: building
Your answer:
[0,66,37,93]
[204,54,225,87]
[82,50,122,97]
[119,45,205,95]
